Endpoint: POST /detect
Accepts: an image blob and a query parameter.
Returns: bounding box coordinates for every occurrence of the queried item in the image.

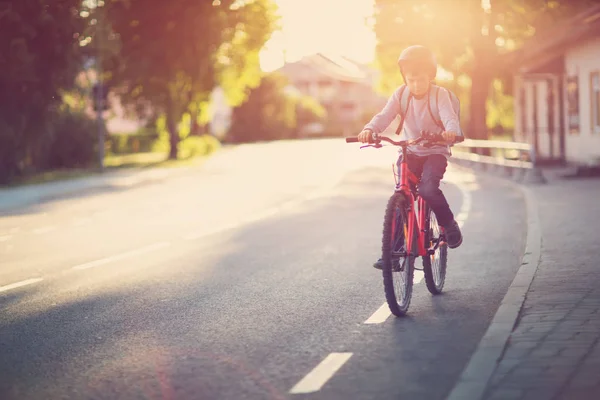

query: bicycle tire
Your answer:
[422,205,448,295]
[382,192,416,316]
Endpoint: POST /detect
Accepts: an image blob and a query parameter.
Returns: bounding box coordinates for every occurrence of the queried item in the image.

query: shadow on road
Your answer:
[0,167,526,400]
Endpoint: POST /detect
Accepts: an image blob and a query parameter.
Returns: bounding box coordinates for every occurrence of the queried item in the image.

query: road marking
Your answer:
[414,269,424,284]
[364,303,391,324]
[364,272,425,325]
[33,226,56,235]
[365,178,473,324]
[0,278,43,294]
[455,178,473,229]
[0,235,11,242]
[71,242,171,270]
[289,352,353,394]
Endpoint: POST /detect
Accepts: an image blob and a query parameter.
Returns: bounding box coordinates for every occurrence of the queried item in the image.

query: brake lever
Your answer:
[360,143,383,149]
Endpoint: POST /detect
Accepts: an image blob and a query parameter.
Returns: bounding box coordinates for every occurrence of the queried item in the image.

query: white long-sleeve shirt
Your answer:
[364,85,462,158]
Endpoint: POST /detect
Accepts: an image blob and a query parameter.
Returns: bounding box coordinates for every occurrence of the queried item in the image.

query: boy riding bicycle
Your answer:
[357,45,463,270]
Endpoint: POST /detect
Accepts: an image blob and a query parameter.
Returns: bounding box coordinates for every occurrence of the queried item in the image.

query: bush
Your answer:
[179,136,207,158]
[41,111,97,169]
[296,95,326,127]
[0,120,22,183]
[179,135,221,158]
[227,73,297,143]
[106,130,160,154]
[202,134,221,155]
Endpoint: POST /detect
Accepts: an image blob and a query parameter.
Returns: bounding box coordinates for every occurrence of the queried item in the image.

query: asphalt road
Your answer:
[0,139,527,400]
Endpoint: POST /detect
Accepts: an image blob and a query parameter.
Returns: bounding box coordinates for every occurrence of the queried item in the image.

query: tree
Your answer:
[372,0,595,141]
[227,73,296,143]
[0,0,84,182]
[104,0,277,159]
[228,73,328,143]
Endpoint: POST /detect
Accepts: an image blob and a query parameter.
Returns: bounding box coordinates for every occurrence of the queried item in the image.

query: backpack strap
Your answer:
[427,85,446,131]
[394,85,412,135]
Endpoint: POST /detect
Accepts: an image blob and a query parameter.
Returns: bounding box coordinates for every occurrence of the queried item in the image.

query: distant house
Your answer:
[507,5,600,166]
[276,53,388,137]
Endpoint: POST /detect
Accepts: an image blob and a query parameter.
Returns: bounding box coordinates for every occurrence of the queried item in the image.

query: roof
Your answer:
[505,4,600,74]
[277,53,368,83]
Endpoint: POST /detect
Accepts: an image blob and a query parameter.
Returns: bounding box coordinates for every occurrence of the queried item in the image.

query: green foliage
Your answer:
[40,110,98,170]
[372,0,595,139]
[227,73,297,143]
[486,79,515,133]
[107,130,159,154]
[179,135,222,158]
[216,0,280,107]
[0,0,85,182]
[105,0,277,159]
[295,95,327,127]
[228,73,328,142]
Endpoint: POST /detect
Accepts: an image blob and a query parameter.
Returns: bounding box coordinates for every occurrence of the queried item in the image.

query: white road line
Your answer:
[71,242,171,271]
[414,269,424,284]
[289,353,353,394]
[364,273,425,325]
[364,303,391,324]
[455,181,472,229]
[33,226,56,235]
[0,278,43,294]
[0,235,11,242]
[365,178,473,325]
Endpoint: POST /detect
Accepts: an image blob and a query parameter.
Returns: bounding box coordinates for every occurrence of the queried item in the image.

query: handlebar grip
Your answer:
[345,137,359,143]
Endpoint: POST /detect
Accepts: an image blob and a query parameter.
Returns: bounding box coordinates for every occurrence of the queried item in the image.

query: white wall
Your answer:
[564,37,600,165]
[514,76,561,160]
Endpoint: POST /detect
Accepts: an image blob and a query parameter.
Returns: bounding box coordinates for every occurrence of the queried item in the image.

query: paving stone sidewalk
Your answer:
[483,171,600,400]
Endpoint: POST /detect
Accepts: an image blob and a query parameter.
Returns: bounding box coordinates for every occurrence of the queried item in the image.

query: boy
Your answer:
[357,45,463,270]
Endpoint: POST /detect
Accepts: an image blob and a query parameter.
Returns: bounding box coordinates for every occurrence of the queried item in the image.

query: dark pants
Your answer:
[397,153,454,227]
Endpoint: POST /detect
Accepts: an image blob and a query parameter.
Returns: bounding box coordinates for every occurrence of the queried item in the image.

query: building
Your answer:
[276,53,388,137]
[508,5,600,167]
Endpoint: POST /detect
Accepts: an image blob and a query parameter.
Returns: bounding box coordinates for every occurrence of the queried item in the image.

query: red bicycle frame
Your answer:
[346,131,463,258]
[394,150,428,258]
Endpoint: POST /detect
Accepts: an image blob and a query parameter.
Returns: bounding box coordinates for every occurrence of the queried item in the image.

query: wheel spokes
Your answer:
[391,209,410,305]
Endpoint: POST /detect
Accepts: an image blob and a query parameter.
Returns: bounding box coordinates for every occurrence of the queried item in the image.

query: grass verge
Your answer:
[8,152,207,188]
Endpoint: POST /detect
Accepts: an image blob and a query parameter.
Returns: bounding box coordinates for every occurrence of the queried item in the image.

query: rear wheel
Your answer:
[382,193,416,316]
[422,205,447,295]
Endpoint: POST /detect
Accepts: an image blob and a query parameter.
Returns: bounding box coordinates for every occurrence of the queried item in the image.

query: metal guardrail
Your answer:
[451,139,546,184]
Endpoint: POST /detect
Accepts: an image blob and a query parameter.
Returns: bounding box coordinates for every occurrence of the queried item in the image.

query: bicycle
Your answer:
[345,131,463,316]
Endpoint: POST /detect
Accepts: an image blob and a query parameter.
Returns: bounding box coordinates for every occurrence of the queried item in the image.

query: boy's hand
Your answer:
[358,129,374,143]
[441,131,457,143]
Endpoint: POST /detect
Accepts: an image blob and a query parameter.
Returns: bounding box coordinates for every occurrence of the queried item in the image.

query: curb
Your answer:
[445,162,543,400]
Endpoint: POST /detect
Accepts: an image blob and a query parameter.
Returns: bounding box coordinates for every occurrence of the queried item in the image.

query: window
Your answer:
[566,75,580,135]
[592,72,600,134]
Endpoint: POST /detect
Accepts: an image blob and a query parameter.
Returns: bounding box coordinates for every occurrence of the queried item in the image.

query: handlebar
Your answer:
[345,131,464,148]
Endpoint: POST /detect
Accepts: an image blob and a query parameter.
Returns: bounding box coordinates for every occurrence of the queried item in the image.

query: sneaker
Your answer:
[443,219,463,249]
[373,257,402,271]
[373,258,384,270]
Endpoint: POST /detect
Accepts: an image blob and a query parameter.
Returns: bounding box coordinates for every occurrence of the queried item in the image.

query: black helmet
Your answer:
[397,45,437,79]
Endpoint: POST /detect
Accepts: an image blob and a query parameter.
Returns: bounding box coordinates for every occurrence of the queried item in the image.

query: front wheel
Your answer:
[382,193,416,316]
[422,205,448,295]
